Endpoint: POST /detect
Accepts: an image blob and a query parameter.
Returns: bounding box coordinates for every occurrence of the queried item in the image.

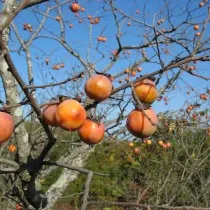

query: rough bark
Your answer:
[25,47,37,145]
[0,1,30,164]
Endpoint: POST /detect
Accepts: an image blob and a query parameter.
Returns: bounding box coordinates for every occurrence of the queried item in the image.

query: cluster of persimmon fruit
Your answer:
[0,73,160,147]
[42,74,159,145]
[69,2,100,25]
[126,78,158,139]
[128,139,171,155]
[42,74,113,145]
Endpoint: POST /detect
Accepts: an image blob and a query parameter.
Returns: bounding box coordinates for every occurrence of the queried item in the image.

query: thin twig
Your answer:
[81,171,93,210]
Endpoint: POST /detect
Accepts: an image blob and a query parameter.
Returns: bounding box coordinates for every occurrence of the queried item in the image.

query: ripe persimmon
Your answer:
[79,119,105,145]
[55,16,61,21]
[124,68,130,74]
[126,108,158,138]
[56,99,86,131]
[166,142,171,148]
[137,67,142,72]
[196,32,201,37]
[85,75,112,101]
[134,147,140,154]
[70,2,80,12]
[133,79,157,104]
[158,140,164,146]
[128,142,134,147]
[95,17,100,23]
[43,104,58,127]
[0,111,14,143]
[199,2,204,7]
[146,139,152,145]
[8,144,17,153]
[194,25,199,30]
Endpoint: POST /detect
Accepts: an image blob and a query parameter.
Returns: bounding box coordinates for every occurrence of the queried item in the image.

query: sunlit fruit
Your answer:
[79,119,105,145]
[146,139,152,145]
[112,50,118,57]
[124,68,130,74]
[158,140,164,146]
[162,143,167,149]
[97,36,102,42]
[196,32,201,37]
[126,108,158,138]
[85,75,113,101]
[200,94,208,100]
[128,142,134,147]
[0,111,14,143]
[102,36,107,42]
[90,19,95,24]
[98,36,107,42]
[60,63,65,68]
[194,25,199,30]
[43,104,58,127]
[189,66,195,71]
[95,17,100,23]
[166,142,171,148]
[70,2,80,12]
[8,144,17,153]
[199,2,205,7]
[133,79,157,104]
[56,99,86,131]
[187,105,194,110]
[137,67,142,72]
[134,147,140,154]
[55,16,61,21]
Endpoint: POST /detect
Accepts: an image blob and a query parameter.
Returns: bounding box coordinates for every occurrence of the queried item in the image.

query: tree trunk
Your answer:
[0,1,30,164]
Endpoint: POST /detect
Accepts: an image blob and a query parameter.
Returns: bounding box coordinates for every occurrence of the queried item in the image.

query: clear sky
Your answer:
[0,0,209,117]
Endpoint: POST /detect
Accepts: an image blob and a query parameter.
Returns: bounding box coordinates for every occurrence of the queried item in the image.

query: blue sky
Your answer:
[0,0,209,117]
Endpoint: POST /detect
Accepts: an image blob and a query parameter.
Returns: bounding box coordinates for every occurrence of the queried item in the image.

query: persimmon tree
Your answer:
[0,0,209,209]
